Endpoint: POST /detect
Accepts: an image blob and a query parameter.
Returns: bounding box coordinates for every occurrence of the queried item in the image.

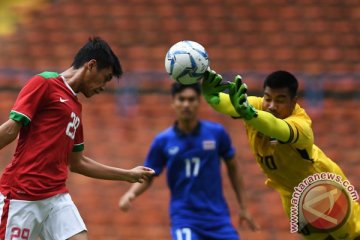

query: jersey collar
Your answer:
[60,75,77,96]
[174,121,201,136]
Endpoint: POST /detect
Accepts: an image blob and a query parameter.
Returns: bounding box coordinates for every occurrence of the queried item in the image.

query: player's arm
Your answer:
[214,96,292,142]
[247,111,293,142]
[118,137,165,211]
[202,71,292,142]
[225,156,258,231]
[229,75,293,142]
[201,70,240,117]
[225,155,248,211]
[0,119,22,150]
[213,93,240,117]
[68,151,155,182]
[119,176,154,211]
[0,75,49,150]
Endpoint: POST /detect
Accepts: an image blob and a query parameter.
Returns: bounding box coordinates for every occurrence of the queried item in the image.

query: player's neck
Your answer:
[61,67,83,93]
[177,119,198,134]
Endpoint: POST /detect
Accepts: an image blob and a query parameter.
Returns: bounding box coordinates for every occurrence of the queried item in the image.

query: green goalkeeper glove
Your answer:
[229,75,258,120]
[201,70,229,105]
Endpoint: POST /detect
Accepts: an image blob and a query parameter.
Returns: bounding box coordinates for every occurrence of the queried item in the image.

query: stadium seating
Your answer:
[0,0,359,239]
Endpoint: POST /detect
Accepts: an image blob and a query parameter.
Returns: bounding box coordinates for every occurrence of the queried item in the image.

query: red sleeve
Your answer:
[10,75,49,126]
[73,121,84,152]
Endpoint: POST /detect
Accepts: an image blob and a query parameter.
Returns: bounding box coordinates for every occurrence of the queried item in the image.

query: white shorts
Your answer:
[0,193,87,240]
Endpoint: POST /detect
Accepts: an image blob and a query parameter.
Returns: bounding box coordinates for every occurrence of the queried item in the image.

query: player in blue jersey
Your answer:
[119,82,257,240]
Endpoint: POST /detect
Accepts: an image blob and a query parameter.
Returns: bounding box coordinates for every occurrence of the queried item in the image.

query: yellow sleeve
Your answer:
[247,111,292,143]
[210,93,240,117]
[210,93,291,142]
[248,104,314,147]
[283,107,314,148]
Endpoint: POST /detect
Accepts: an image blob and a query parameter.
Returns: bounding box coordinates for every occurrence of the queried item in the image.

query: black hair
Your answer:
[71,37,123,78]
[263,70,298,98]
[171,82,201,97]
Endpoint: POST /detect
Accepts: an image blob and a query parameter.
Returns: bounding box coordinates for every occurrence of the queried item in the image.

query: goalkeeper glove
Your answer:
[229,75,258,120]
[201,70,229,105]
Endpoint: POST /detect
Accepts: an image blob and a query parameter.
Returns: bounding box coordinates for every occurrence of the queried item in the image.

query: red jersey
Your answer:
[0,72,84,200]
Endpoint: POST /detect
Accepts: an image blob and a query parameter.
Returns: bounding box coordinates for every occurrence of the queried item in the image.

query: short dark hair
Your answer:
[171,82,201,97]
[71,37,123,78]
[263,70,298,98]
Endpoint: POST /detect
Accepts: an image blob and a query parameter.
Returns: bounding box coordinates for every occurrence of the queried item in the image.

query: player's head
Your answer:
[262,70,298,119]
[171,82,201,122]
[71,37,123,97]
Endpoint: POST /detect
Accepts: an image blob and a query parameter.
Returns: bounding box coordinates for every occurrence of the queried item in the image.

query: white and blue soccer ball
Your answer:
[165,40,209,85]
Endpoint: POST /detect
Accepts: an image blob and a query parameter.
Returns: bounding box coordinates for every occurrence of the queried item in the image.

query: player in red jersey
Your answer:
[0,37,154,240]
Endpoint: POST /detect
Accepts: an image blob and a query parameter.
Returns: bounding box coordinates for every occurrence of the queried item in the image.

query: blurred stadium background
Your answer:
[0,0,359,239]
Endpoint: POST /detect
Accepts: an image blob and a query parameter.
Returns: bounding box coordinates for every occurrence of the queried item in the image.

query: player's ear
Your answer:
[171,95,180,110]
[87,59,97,71]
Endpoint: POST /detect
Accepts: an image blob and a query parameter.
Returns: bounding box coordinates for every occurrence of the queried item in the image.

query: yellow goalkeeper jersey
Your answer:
[246,96,346,193]
[214,93,360,238]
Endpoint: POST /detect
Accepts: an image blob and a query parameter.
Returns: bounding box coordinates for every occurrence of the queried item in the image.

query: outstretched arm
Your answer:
[225,156,259,231]
[69,151,155,183]
[213,93,240,117]
[202,70,292,142]
[216,93,292,142]
[228,76,292,142]
[201,70,240,117]
[0,119,21,150]
[247,111,292,142]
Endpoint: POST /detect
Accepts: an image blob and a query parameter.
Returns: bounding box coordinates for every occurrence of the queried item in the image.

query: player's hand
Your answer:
[201,69,229,105]
[238,209,259,231]
[229,75,258,120]
[119,192,136,212]
[126,166,155,183]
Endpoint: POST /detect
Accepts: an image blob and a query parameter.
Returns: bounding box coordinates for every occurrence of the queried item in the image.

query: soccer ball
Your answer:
[165,40,209,85]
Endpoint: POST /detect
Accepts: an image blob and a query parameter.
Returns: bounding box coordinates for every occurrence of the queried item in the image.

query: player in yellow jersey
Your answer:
[201,70,360,240]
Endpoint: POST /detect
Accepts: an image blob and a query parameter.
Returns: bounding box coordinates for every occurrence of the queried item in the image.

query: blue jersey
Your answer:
[145,120,236,229]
